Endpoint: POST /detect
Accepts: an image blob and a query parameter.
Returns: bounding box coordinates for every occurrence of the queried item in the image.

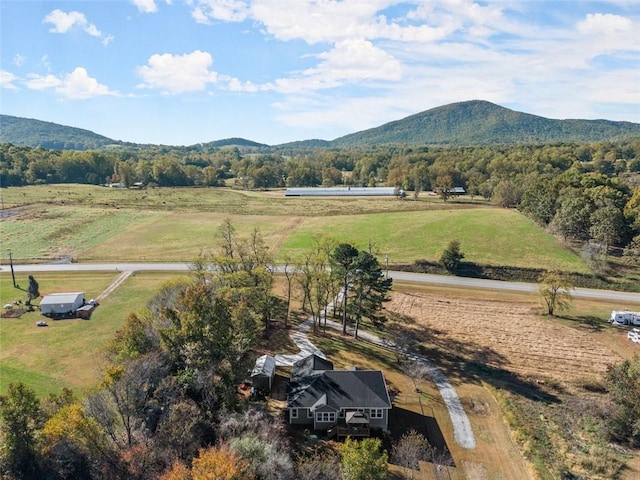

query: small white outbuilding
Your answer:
[40,292,85,317]
[250,354,276,392]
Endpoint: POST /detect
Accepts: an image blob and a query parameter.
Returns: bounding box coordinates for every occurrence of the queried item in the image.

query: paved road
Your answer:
[4,263,640,303]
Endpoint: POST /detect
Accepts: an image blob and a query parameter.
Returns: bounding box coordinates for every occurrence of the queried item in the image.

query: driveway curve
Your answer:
[274,305,476,449]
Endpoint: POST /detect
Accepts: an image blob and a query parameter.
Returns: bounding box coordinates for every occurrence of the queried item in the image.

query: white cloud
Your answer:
[190,0,249,23]
[137,50,219,94]
[577,13,632,34]
[44,9,102,36]
[102,34,115,46]
[59,68,114,99]
[26,67,115,100]
[270,39,402,94]
[225,76,260,92]
[246,0,509,44]
[132,0,158,13]
[13,54,26,66]
[26,73,62,90]
[1,70,20,90]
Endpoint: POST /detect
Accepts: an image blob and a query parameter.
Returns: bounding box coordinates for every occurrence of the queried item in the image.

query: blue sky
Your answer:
[1,0,639,146]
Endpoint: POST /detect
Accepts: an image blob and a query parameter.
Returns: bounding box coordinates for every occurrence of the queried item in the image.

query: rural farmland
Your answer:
[1,185,590,275]
[1,184,640,480]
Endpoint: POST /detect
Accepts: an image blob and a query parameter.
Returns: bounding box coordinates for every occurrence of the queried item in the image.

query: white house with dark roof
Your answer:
[287,354,392,436]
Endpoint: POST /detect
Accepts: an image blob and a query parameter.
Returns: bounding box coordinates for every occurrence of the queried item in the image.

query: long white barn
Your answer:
[285,187,397,197]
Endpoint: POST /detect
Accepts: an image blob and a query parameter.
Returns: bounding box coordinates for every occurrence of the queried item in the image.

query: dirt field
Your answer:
[387,291,620,384]
[385,289,640,479]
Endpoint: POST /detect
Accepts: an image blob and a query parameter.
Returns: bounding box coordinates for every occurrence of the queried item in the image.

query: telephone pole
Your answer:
[8,250,17,288]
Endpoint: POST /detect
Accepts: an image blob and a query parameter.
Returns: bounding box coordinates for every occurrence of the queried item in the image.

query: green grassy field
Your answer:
[0,271,187,397]
[281,208,588,272]
[1,185,589,273]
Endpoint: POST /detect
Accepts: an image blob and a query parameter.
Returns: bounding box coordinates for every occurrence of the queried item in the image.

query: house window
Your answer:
[370,409,383,419]
[339,408,345,418]
[316,412,336,423]
[291,409,298,419]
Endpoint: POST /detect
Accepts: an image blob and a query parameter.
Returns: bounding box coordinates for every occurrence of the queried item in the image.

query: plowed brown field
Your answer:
[388,291,619,383]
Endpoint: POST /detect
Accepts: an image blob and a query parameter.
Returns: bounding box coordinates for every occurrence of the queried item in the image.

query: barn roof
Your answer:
[285,187,396,197]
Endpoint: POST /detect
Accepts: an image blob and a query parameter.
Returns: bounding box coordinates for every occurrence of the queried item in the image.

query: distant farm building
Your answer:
[40,292,85,317]
[285,187,397,197]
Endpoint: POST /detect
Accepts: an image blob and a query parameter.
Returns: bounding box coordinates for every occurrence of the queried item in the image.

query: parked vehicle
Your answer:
[609,311,640,326]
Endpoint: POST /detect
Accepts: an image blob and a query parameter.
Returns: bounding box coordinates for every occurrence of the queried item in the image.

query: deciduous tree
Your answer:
[434,175,453,202]
[392,430,430,479]
[605,356,640,443]
[0,383,43,479]
[191,445,253,480]
[589,205,628,258]
[339,437,388,480]
[538,271,574,316]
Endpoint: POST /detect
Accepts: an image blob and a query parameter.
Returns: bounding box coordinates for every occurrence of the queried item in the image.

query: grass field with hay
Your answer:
[1,184,588,273]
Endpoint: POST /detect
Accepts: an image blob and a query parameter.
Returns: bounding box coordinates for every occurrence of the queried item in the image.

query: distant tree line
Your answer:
[2,140,639,258]
[2,140,639,190]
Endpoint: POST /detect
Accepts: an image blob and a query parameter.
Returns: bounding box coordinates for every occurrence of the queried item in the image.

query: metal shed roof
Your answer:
[40,292,85,305]
[251,354,276,379]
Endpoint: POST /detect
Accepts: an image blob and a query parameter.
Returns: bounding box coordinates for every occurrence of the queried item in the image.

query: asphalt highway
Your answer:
[3,263,640,303]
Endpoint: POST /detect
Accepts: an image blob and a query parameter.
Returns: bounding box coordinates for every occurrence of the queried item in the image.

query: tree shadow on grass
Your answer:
[310,330,404,374]
[557,314,609,333]
[388,312,561,404]
[387,406,454,468]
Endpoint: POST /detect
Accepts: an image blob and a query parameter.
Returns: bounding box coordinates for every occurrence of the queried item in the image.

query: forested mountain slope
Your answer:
[0,115,118,150]
[3,100,640,151]
[330,100,640,146]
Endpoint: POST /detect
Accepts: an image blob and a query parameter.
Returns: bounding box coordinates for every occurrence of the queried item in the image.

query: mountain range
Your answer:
[2,100,639,151]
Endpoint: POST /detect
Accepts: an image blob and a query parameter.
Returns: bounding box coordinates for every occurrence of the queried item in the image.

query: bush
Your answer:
[440,240,464,272]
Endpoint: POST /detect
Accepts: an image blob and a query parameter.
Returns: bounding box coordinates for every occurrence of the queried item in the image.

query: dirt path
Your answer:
[97,271,132,301]
[268,216,303,255]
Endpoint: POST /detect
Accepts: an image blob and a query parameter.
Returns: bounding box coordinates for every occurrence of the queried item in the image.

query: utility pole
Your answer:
[8,250,17,288]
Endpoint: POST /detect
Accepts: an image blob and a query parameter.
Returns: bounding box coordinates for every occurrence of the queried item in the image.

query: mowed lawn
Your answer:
[281,208,588,272]
[0,272,186,397]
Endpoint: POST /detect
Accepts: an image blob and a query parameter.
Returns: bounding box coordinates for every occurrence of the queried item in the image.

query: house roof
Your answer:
[290,354,334,385]
[288,370,392,410]
[40,292,85,305]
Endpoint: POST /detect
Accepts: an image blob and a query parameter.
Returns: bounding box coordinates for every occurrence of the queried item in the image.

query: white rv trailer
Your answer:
[609,310,640,326]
